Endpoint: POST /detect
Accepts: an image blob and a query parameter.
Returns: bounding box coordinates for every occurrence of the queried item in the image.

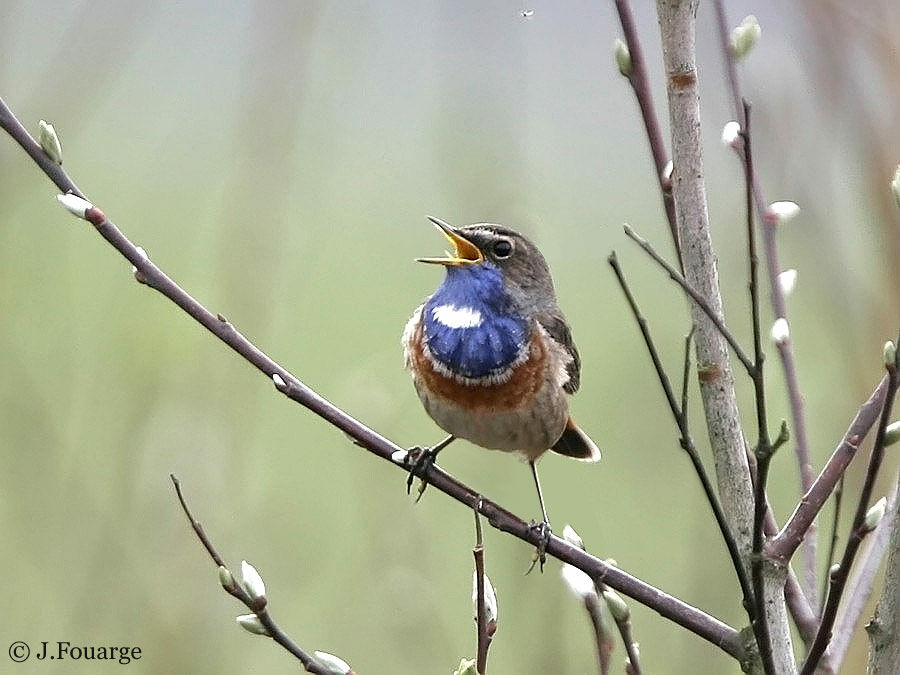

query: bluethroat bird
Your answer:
[402,216,600,553]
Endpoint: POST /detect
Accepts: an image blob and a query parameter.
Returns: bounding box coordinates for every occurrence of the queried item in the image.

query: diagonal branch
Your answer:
[0,95,745,662]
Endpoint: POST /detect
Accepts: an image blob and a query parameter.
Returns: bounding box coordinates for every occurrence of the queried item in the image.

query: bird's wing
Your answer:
[536,309,581,394]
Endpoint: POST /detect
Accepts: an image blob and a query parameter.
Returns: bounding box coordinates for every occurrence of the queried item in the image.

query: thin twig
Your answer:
[473,507,493,674]
[608,252,756,621]
[741,101,776,675]
[713,0,817,607]
[583,593,613,675]
[622,225,755,374]
[800,342,900,675]
[612,0,680,265]
[601,591,642,675]
[0,95,746,662]
[170,475,334,675]
[821,475,844,616]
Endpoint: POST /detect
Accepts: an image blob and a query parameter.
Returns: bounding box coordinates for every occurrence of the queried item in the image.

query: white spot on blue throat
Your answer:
[431,304,483,329]
[422,264,530,379]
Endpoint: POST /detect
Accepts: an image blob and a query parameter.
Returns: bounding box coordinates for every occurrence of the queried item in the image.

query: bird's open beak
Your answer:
[415,216,484,266]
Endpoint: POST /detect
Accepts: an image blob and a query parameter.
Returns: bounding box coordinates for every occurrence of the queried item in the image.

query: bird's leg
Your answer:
[525,459,552,574]
[406,434,455,501]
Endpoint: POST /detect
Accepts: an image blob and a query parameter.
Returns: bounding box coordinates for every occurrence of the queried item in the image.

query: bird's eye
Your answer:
[492,239,513,259]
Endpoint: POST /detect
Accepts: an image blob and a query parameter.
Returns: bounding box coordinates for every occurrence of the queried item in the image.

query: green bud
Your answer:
[614,38,633,77]
[884,420,900,447]
[453,658,478,675]
[602,588,630,622]
[236,614,270,636]
[218,565,235,591]
[38,120,63,164]
[731,15,761,60]
[884,341,897,369]
[239,560,267,607]
[314,651,353,674]
[863,497,887,533]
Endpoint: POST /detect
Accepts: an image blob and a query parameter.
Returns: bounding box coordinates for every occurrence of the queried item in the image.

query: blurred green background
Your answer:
[2,1,898,673]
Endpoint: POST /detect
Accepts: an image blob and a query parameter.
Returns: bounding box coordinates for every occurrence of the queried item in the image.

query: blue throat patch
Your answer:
[423,263,529,378]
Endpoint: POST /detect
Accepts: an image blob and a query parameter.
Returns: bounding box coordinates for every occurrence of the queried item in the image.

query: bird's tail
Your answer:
[551,417,601,462]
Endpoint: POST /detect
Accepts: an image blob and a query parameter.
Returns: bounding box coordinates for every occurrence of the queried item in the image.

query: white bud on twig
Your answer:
[218,565,235,591]
[56,193,93,220]
[272,373,286,389]
[768,201,800,224]
[885,341,897,369]
[39,120,63,164]
[721,121,742,148]
[614,38,633,77]
[390,449,409,463]
[561,563,597,600]
[453,658,478,675]
[236,613,270,636]
[884,420,900,447]
[314,651,353,674]
[602,588,630,622]
[863,497,887,533]
[472,572,498,625]
[239,560,267,606]
[777,269,798,297]
[770,318,790,346]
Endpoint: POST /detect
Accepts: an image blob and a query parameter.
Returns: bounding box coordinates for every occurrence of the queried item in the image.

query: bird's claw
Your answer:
[525,520,552,575]
[404,445,438,501]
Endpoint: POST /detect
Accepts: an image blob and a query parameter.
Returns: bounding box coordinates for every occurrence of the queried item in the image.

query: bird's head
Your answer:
[416,216,556,312]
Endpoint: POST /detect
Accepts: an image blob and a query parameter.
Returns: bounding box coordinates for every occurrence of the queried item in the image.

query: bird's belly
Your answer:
[418,382,568,460]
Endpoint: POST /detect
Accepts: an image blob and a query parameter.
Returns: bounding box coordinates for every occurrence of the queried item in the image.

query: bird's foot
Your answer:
[525,520,552,575]
[404,445,439,502]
